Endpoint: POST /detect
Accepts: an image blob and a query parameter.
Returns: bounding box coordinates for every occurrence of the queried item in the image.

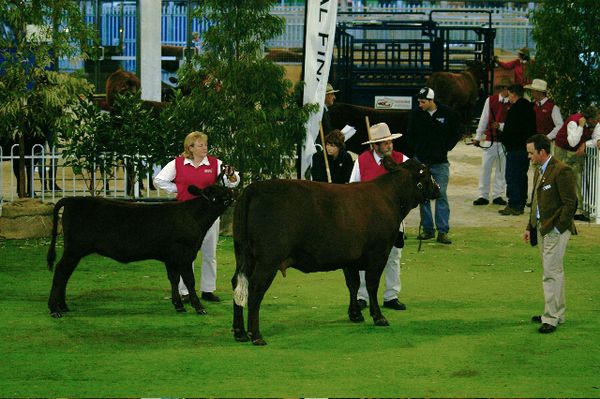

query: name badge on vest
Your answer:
[204,169,213,173]
[436,117,445,124]
[543,184,552,190]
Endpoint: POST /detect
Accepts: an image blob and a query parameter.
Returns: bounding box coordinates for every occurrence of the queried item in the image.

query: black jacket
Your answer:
[500,97,536,151]
[406,102,461,165]
[311,149,354,184]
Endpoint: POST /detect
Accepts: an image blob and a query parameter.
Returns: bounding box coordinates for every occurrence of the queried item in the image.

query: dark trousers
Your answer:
[505,149,529,210]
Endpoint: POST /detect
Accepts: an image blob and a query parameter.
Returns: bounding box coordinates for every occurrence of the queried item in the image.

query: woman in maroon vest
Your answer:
[154,131,239,302]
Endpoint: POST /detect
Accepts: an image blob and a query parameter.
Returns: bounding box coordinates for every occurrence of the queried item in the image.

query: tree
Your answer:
[162,0,316,185]
[0,0,97,197]
[529,0,600,115]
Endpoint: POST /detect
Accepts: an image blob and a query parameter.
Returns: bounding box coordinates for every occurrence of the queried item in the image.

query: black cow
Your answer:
[231,158,440,345]
[47,184,233,318]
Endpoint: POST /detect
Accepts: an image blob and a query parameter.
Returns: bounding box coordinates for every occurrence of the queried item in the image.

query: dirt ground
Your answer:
[402,139,535,231]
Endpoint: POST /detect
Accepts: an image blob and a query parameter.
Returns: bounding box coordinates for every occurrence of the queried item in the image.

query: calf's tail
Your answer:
[232,187,255,308]
[47,198,66,271]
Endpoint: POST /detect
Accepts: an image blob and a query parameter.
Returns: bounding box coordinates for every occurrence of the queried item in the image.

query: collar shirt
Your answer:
[535,155,552,221]
[154,156,239,193]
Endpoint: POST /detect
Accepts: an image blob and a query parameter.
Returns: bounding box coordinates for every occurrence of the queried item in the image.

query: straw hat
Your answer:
[362,122,402,145]
[524,79,548,92]
[325,83,339,94]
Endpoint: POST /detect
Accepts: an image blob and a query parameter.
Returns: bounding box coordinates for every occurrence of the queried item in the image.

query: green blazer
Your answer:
[527,156,578,236]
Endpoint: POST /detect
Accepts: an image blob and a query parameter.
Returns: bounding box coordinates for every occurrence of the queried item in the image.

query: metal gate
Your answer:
[333,9,496,107]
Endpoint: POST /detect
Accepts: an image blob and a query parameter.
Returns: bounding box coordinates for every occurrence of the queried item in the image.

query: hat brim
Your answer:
[326,89,339,94]
[362,133,403,145]
[524,84,546,92]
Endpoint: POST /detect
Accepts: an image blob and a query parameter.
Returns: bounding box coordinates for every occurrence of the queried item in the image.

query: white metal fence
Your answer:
[0,145,174,203]
[583,146,600,223]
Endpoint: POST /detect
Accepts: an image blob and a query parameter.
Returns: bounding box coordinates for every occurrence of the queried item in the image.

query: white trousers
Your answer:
[478,141,506,200]
[539,229,570,327]
[357,246,402,302]
[178,218,220,295]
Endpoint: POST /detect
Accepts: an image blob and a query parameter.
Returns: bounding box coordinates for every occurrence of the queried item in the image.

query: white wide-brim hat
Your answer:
[326,83,339,94]
[362,122,402,145]
[524,78,548,92]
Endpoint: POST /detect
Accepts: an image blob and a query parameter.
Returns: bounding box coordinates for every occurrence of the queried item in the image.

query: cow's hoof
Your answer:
[195,308,207,315]
[175,306,186,313]
[349,312,365,323]
[374,318,389,326]
[252,338,267,346]
[50,311,63,318]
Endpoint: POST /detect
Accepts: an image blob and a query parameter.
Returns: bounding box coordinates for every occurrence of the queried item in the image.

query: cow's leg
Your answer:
[247,267,278,346]
[179,263,206,315]
[343,267,364,323]
[165,264,186,313]
[365,265,389,326]
[48,254,81,318]
[231,272,249,342]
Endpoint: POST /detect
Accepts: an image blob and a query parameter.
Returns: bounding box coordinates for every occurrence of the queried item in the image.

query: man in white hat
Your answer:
[524,79,563,140]
[321,83,339,135]
[348,122,407,311]
[406,87,461,244]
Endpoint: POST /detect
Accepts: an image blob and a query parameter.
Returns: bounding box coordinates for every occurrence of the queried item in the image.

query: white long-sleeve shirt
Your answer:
[565,120,600,148]
[154,157,240,193]
[474,94,510,141]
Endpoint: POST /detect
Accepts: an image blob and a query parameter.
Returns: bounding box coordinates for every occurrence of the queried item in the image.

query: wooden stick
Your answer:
[319,122,332,183]
[365,116,373,148]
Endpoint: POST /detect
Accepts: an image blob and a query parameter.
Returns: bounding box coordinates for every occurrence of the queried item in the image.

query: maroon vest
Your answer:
[484,95,511,141]
[555,113,592,151]
[533,99,556,135]
[174,155,219,202]
[357,149,404,182]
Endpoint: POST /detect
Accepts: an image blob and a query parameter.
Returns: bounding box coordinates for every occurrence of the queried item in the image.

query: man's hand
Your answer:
[578,116,587,127]
[523,230,531,243]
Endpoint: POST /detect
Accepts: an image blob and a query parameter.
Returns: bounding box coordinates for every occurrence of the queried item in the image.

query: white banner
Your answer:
[300,0,338,179]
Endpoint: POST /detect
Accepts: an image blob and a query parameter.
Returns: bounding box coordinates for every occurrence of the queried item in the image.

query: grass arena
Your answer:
[1,142,599,397]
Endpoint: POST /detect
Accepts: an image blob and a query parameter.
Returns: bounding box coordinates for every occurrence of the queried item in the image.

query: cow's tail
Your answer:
[232,186,254,307]
[47,198,67,271]
[233,273,249,307]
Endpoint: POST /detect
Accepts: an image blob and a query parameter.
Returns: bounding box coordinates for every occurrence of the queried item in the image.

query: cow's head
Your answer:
[188,184,235,209]
[387,157,440,204]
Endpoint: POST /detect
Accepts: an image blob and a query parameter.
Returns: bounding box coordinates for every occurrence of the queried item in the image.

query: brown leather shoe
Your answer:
[417,230,435,240]
[499,207,524,215]
[436,232,452,244]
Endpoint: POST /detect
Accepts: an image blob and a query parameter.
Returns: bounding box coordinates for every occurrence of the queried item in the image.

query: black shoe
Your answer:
[201,292,221,302]
[531,315,542,323]
[436,232,452,244]
[574,214,590,222]
[473,197,489,206]
[181,294,190,304]
[538,323,556,334]
[417,230,435,240]
[499,206,524,216]
[383,299,406,310]
[492,197,507,205]
[357,299,367,310]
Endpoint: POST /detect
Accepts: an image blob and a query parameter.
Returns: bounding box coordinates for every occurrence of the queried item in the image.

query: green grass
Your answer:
[1,225,600,397]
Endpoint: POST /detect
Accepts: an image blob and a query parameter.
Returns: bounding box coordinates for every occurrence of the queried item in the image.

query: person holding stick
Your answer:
[311,128,353,184]
[349,121,408,311]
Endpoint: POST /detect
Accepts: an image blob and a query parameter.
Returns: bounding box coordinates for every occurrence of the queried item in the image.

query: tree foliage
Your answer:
[163,0,316,185]
[0,0,97,197]
[529,0,600,115]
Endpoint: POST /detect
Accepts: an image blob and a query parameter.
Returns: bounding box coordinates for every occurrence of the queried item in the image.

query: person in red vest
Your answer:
[496,47,533,86]
[154,131,240,302]
[524,79,563,140]
[553,106,600,221]
[349,122,407,311]
[472,77,512,206]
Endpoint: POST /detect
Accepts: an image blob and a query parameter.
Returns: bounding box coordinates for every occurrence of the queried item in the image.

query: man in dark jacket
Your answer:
[406,87,461,244]
[498,84,537,215]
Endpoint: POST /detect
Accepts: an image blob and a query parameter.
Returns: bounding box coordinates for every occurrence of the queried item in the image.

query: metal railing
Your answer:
[0,145,174,203]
